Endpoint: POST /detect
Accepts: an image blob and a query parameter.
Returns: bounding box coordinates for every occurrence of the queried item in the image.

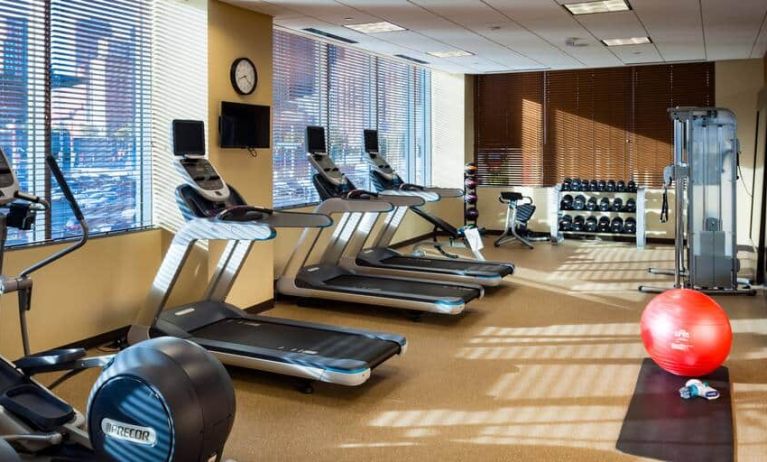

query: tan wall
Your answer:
[207,1,274,307]
[715,59,765,247]
[0,230,163,357]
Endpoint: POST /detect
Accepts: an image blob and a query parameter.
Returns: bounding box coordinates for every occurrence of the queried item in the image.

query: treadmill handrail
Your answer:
[315,197,394,215]
[373,193,424,207]
[381,189,439,203]
[261,210,333,229]
[419,187,464,198]
[175,216,276,242]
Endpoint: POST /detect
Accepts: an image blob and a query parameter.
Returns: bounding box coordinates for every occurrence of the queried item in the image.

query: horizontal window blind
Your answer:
[272,29,432,208]
[475,62,715,188]
[272,29,324,208]
[475,72,543,186]
[50,0,152,238]
[0,0,46,245]
[0,0,151,246]
[151,0,208,233]
[327,45,373,190]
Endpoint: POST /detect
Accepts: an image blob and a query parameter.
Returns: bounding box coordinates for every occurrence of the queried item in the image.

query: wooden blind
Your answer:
[475,72,543,185]
[475,62,715,187]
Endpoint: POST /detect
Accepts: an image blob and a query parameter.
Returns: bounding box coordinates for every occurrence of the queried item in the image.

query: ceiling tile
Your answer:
[702,0,767,60]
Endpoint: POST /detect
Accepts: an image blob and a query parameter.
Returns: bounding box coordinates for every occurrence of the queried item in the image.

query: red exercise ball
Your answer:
[640,289,732,377]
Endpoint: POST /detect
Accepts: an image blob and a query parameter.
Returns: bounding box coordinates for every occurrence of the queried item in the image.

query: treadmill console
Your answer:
[174,157,230,201]
[305,126,355,197]
[172,120,231,202]
[363,129,398,181]
[308,153,348,187]
[0,148,20,206]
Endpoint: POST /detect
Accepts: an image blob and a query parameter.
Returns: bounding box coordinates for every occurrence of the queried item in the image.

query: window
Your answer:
[0,0,151,246]
[474,63,715,188]
[272,29,431,208]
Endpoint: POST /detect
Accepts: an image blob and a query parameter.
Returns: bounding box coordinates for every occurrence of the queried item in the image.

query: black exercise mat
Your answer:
[616,358,734,462]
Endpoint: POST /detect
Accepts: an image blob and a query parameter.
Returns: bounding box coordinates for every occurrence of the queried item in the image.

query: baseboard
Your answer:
[58,326,129,351]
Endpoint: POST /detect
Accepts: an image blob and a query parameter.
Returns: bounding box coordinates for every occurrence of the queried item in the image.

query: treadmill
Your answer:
[276,126,483,315]
[353,129,514,286]
[128,120,406,390]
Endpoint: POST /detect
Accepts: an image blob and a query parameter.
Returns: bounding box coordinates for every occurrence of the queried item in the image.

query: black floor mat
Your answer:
[616,358,734,462]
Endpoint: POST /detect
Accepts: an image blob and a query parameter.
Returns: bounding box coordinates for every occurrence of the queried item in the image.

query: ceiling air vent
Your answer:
[302,28,358,44]
[394,54,429,65]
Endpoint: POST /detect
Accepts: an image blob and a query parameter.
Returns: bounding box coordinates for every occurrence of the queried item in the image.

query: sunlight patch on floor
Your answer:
[460,323,644,361]
[369,405,626,428]
[488,364,640,400]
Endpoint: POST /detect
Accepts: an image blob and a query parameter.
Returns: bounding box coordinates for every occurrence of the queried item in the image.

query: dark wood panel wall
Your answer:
[474,62,715,187]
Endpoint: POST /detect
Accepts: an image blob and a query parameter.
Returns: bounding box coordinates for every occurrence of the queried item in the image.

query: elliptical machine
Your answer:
[0,148,236,460]
[639,107,755,295]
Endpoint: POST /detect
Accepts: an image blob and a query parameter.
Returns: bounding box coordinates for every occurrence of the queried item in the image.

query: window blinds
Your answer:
[0,0,152,246]
[272,28,432,208]
[475,62,715,188]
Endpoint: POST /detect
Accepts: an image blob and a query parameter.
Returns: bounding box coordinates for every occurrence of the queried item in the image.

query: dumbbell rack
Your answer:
[548,184,646,248]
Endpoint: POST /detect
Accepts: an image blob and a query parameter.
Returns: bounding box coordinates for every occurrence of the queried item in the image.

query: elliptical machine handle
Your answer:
[46,155,85,223]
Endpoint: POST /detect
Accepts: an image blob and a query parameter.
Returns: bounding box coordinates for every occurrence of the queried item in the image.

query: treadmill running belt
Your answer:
[381,255,512,275]
[326,275,480,302]
[616,358,733,462]
[192,319,400,366]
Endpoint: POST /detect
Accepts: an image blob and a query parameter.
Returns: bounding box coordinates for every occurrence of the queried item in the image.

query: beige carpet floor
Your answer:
[54,239,767,462]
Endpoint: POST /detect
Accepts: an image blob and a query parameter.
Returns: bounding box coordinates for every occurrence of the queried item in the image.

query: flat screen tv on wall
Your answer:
[219,101,270,149]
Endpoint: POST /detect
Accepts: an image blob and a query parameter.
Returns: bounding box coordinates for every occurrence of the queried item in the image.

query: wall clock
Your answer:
[230,57,257,95]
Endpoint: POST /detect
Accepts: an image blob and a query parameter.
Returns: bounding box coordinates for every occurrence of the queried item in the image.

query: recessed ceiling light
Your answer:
[394,54,428,65]
[563,0,630,15]
[344,21,405,34]
[602,36,652,46]
[427,50,474,58]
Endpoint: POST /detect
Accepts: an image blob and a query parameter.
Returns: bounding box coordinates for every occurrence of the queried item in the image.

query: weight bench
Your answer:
[409,206,486,261]
[494,191,549,249]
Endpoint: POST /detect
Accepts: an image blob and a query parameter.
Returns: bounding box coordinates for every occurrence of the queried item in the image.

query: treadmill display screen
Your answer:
[173,120,206,156]
[306,126,326,153]
[364,129,378,152]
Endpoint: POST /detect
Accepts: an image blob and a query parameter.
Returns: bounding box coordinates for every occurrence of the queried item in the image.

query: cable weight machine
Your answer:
[639,107,755,295]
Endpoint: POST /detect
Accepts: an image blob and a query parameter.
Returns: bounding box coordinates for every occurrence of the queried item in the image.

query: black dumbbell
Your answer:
[610,217,624,233]
[611,197,623,212]
[598,216,611,232]
[559,214,573,231]
[606,180,616,192]
[585,216,598,232]
[572,215,586,232]
[562,178,572,191]
[571,178,583,191]
[624,217,637,234]
[586,197,598,211]
[561,194,574,210]
[616,180,626,192]
[624,198,636,213]
[599,197,611,211]
[597,180,607,192]
[627,180,637,192]
[572,194,586,211]
[589,180,598,192]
